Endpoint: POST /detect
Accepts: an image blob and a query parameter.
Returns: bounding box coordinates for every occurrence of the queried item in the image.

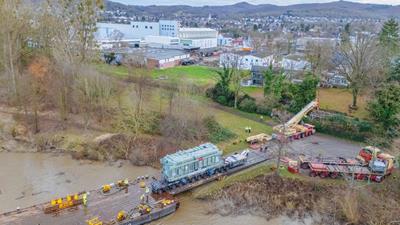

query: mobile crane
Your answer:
[273,100,319,140]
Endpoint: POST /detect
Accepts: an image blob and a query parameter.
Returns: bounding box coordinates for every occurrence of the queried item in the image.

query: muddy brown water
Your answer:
[0,152,313,225]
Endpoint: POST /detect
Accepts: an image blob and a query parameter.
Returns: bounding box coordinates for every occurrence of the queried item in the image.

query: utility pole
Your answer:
[273,111,290,175]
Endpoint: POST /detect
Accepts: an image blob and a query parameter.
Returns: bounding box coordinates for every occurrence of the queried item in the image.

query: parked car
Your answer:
[181,59,196,66]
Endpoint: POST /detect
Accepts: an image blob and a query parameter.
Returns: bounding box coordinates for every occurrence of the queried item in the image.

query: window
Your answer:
[145,26,148,29]
[150,26,152,29]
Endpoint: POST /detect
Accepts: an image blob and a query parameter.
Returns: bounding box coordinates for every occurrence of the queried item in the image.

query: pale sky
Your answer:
[111,0,400,6]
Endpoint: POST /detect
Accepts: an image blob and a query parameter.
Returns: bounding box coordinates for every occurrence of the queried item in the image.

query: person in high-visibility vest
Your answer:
[82,193,88,206]
[140,194,145,204]
[145,187,150,203]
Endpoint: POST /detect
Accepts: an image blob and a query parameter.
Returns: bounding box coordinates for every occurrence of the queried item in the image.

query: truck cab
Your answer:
[358,146,395,175]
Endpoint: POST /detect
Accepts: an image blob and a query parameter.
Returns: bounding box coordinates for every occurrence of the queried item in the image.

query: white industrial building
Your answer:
[97,20,179,41]
[159,20,179,37]
[179,28,218,49]
[144,36,180,48]
[97,21,218,49]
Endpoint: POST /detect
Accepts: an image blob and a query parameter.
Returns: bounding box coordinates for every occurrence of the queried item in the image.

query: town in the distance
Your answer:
[0,1,399,225]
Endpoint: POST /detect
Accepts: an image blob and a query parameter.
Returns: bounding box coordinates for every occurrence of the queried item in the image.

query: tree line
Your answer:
[0,0,111,133]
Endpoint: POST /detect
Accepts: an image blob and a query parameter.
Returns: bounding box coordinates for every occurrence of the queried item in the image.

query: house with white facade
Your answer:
[219,52,275,70]
[281,57,311,71]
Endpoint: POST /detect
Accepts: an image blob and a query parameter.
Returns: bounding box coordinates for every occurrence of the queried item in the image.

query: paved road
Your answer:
[287,134,363,158]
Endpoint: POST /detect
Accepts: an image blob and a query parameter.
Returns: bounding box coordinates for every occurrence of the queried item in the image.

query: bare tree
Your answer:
[125,53,151,116]
[75,67,115,129]
[231,70,249,109]
[305,41,334,76]
[335,33,379,108]
[249,31,267,53]
[0,0,32,106]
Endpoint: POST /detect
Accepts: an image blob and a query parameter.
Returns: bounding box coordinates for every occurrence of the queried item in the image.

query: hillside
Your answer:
[105,0,400,19]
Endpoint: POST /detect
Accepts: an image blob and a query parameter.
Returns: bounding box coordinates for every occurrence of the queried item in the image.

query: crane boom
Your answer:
[284,100,319,128]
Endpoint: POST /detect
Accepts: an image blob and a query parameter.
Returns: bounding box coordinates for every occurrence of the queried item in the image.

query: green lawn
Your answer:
[318,88,369,119]
[95,63,219,87]
[243,86,370,119]
[214,108,272,155]
[152,65,219,87]
[193,163,274,199]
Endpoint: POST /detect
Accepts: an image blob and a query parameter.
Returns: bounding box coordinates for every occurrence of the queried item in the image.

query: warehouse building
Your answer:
[178,28,218,49]
[146,48,190,69]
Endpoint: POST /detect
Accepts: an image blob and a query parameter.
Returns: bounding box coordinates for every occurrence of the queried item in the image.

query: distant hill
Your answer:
[105,1,400,19]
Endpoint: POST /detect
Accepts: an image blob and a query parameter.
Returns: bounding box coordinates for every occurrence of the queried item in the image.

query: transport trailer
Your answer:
[151,143,269,195]
[307,160,391,182]
[299,155,364,169]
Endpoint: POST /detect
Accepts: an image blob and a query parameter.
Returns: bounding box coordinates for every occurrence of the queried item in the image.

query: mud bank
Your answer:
[206,173,400,225]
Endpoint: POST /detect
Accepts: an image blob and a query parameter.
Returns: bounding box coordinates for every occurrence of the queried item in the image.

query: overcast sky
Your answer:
[111,0,400,6]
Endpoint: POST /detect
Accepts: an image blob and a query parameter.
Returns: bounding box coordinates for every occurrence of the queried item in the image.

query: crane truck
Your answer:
[273,100,319,140]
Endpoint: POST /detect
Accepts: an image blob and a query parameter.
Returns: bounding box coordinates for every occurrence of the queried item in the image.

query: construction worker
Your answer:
[145,187,150,203]
[82,193,88,207]
[140,194,145,204]
[124,178,129,193]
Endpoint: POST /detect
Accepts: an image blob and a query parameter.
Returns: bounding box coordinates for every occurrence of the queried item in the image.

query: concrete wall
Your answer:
[144,36,180,45]
[181,38,217,49]
[131,21,160,38]
[159,20,179,37]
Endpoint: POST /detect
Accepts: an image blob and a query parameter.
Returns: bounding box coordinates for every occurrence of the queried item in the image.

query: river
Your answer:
[0,152,314,225]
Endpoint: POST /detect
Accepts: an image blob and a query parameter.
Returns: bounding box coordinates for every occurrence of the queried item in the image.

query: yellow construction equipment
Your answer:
[102,184,111,193]
[161,199,174,206]
[245,133,272,144]
[117,178,129,188]
[137,204,151,215]
[273,100,319,139]
[44,193,84,214]
[87,217,103,225]
[116,210,126,222]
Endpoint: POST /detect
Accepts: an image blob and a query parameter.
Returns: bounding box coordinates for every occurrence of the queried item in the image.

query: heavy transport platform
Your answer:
[0,181,177,225]
[168,150,270,195]
[0,150,270,225]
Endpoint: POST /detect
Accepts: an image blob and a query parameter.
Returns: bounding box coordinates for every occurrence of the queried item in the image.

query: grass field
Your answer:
[242,86,370,119]
[242,86,264,101]
[193,163,274,199]
[318,88,369,119]
[152,66,219,87]
[95,64,219,87]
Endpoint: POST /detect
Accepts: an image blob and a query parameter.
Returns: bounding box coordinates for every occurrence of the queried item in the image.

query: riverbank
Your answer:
[0,152,316,225]
[202,169,400,225]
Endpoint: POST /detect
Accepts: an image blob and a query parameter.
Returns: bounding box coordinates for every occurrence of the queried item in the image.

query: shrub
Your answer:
[238,98,257,113]
[306,114,374,142]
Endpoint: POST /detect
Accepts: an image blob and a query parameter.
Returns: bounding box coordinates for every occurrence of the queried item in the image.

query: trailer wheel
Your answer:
[310,171,317,177]
[330,173,338,179]
[320,172,328,178]
[300,163,309,169]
